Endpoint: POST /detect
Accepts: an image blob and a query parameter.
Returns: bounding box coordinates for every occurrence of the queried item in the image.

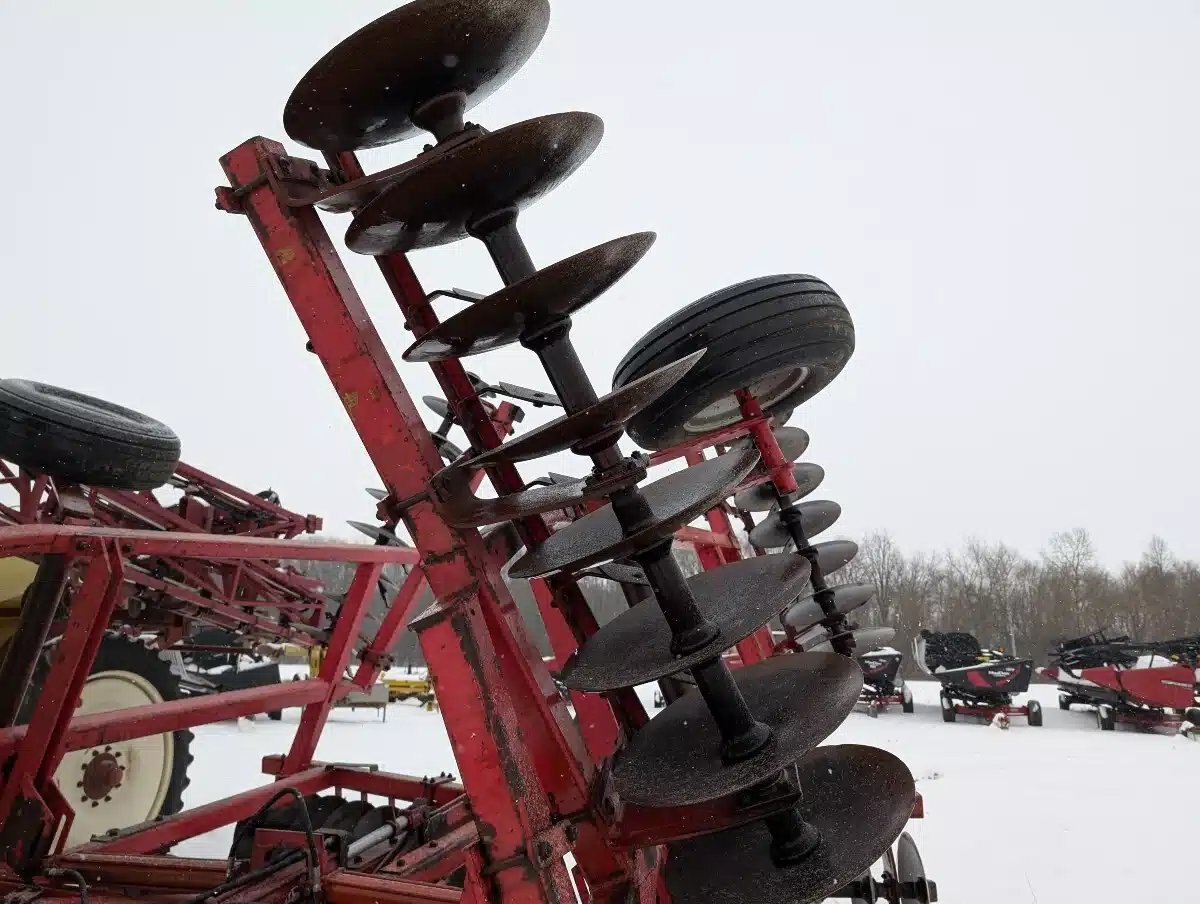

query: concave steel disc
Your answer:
[748,500,841,549]
[423,396,453,419]
[439,474,606,528]
[784,583,877,632]
[464,350,705,469]
[345,112,603,254]
[896,832,930,904]
[734,426,810,464]
[806,539,859,577]
[347,520,406,545]
[734,463,825,513]
[611,653,863,807]
[664,745,915,904]
[322,800,375,833]
[508,446,760,580]
[405,233,657,362]
[807,626,896,655]
[283,0,552,151]
[560,554,811,692]
[308,796,349,830]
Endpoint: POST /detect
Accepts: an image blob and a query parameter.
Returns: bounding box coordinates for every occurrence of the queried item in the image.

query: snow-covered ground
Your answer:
[178,679,1198,903]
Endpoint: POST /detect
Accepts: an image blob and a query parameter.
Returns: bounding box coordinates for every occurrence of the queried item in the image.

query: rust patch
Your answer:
[273,246,297,266]
[341,390,360,413]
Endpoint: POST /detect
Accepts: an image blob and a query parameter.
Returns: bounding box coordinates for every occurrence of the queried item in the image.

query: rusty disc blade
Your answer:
[748,500,841,549]
[440,474,609,528]
[465,350,704,470]
[734,463,824,512]
[405,233,657,362]
[664,745,916,904]
[611,653,862,807]
[560,554,811,692]
[509,445,760,579]
[783,583,877,632]
[345,112,603,254]
[283,0,551,150]
[734,426,809,465]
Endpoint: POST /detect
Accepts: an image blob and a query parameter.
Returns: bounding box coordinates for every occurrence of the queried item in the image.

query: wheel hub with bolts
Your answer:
[80,749,124,803]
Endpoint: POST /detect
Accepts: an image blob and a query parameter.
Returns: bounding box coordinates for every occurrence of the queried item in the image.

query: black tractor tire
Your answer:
[1027,699,1043,727]
[8,634,192,827]
[1058,695,1071,711]
[0,379,180,490]
[612,275,854,450]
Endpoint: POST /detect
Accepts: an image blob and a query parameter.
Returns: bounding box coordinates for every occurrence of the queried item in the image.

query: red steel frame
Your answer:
[0,133,913,903]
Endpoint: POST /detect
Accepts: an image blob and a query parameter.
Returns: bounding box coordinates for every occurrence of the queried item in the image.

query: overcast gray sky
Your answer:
[2,1,1197,569]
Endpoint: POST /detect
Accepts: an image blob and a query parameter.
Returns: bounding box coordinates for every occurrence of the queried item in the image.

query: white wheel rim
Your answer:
[683,367,809,434]
[57,669,174,848]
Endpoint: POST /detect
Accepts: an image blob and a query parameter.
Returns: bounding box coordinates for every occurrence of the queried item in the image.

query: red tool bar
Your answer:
[737,391,798,495]
[0,680,330,761]
[72,767,332,854]
[224,138,586,903]
[672,525,740,551]
[50,853,227,891]
[325,872,463,904]
[0,524,417,565]
[173,461,323,535]
[283,562,384,772]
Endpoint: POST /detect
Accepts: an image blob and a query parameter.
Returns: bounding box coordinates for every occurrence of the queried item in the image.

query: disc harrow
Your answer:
[0,1,937,901]
[308,0,924,895]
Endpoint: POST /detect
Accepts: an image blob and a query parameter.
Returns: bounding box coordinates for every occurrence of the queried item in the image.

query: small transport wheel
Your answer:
[1097,704,1116,731]
[0,379,180,490]
[940,693,956,723]
[1185,706,1200,725]
[612,275,855,449]
[1027,699,1043,727]
[902,683,915,714]
[6,634,193,848]
[267,709,283,721]
[1058,695,1071,711]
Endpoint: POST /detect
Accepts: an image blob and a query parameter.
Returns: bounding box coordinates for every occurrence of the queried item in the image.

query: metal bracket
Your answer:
[424,287,487,305]
[494,381,560,409]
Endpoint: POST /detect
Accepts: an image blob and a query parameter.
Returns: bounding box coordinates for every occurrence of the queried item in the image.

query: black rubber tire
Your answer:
[940,694,956,723]
[612,275,854,450]
[1058,695,1071,711]
[1027,699,1043,727]
[267,709,283,721]
[0,379,180,490]
[901,684,914,714]
[1098,705,1116,731]
[9,634,192,822]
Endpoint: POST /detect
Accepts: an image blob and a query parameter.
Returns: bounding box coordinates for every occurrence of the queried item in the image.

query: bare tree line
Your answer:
[840,529,1200,672]
[291,531,1198,677]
